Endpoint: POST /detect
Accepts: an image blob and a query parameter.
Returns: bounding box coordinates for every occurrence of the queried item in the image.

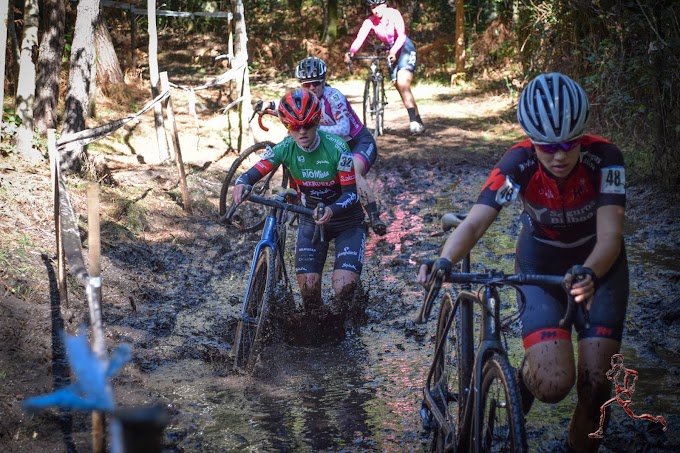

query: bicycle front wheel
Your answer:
[233,246,275,371]
[219,141,288,232]
[431,292,469,452]
[363,78,379,138]
[478,353,527,453]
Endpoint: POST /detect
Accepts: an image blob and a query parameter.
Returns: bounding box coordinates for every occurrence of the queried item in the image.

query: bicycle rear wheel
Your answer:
[375,77,385,137]
[479,353,527,452]
[233,246,275,371]
[219,141,288,232]
[363,78,379,138]
[431,292,471,452]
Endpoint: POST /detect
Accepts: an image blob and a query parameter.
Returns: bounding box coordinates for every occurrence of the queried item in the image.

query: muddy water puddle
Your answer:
[115,163,679,452]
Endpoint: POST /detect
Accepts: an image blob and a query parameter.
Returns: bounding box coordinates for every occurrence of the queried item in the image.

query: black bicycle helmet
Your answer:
[295,57,327,81]
[365,0,387,6]
[517,72,590,143]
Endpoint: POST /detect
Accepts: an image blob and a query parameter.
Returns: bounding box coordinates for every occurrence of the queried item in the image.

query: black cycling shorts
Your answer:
[348,127,378,174]
[515,229,629,347]
[295,217,366,275]
[390,37,417,81]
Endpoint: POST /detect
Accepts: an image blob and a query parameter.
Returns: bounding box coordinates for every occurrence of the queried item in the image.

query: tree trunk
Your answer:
[34,0,66,134]
[147,0,170,162]
[7,2,21,98]
[287,0,302,14]
[230,0,253,150]
[1,0,9,119]
[455,0,465,73]
[326,0,338,43]
[14,0,42,164]
[60,0,101,173]
[95,16,124,86]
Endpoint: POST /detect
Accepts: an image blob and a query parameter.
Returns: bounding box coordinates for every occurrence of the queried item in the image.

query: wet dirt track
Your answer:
[99,147,679,452]
[2,84,678,453]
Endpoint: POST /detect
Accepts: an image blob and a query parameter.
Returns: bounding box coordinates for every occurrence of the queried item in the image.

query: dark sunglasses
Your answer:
[533,138,581,154]
[301,80,323,88]
[284,116,320,131]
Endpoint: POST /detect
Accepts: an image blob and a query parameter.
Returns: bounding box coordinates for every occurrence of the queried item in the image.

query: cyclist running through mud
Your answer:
[233,89,366,312]
[417,72,628,453]
[344,0,425,135]
[295,56,386,236]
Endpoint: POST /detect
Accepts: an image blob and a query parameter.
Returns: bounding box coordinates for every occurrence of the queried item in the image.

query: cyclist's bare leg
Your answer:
[354,158,374,206]
[297,273,323,311]
[568,337,620,452]
[522,338,576,404]
[394,69,418,111]
[331,269,360,303]
[355,157,386,235]
[394,69,424,133]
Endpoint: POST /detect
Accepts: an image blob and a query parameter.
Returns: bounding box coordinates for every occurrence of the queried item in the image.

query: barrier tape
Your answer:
[56,89,170,153]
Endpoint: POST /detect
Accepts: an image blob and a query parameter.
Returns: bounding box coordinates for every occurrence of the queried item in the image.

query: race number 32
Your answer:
[601,166,625,194]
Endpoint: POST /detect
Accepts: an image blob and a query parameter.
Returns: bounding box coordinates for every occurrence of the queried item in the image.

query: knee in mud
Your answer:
[526,364,575,404]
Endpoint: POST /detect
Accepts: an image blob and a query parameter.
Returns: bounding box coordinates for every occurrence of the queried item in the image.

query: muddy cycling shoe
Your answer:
[516,362,535,415]
[369,212,387,236]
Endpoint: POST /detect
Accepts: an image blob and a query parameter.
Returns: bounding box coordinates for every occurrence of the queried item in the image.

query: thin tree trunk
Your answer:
[147,0,169,162]
[0,0,9,120]
[455,0,465,73]
[230,0,253,150]
[35,0,66,134]
[327,0,338,43]
[60,0,101,173]
[7,3,20,96]
[14,0,42,163]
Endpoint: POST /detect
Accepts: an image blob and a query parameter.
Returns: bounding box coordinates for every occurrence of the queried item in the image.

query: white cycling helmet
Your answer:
[295,57,327,81]
[517,72,590,143]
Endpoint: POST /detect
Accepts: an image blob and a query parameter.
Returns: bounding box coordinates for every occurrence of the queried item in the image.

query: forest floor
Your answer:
[1,44,679,451]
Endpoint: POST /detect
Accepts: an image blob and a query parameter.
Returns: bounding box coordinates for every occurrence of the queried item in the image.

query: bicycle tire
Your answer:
[219,141,288,232]
[375,76,385,137]
[432,292,469,452]
[233,245,275,371]
[363,78,379,138]
[478,353,527,453]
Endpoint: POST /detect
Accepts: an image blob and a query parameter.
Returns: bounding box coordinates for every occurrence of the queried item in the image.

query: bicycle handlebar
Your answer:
[251,100,278,132]
[226,185,326,242]
[415,270,565,325]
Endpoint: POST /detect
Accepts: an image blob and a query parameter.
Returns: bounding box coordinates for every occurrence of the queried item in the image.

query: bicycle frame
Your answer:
[423,252,511,452]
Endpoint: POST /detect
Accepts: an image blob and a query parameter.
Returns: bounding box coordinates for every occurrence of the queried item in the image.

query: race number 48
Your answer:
[601,166,625,194]
[495,176,520,206]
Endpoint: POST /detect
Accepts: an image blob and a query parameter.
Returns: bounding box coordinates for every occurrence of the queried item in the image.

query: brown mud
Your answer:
[1,72,679,451]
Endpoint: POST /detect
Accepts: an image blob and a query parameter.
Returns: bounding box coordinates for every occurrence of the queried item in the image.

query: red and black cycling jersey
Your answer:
[477,134,626,247]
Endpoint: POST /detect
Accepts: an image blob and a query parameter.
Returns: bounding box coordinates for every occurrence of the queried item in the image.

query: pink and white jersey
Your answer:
[349,7,407,55]
[318,86,364,140]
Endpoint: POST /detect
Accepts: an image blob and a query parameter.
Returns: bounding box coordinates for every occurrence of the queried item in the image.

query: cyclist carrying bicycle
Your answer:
[344,0,425,135]
[295,56,387,236]
[417,72,628,452]
[233,89,366,312]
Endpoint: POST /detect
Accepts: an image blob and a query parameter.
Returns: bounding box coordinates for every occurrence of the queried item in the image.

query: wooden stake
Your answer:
[160,71,191,212]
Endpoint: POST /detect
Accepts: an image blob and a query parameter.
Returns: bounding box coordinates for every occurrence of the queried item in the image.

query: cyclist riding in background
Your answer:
[296,56,387,236]
[417,72,628,453]
[344,0,425,135]
[233,89,366,312]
